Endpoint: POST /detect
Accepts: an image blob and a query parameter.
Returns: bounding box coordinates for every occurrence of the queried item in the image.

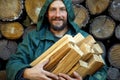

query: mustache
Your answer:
[51,17,64,21]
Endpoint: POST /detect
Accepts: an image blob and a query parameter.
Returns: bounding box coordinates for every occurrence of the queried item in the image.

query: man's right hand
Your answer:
[23,59,58,80]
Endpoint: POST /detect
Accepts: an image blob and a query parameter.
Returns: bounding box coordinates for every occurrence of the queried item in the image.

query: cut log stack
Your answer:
[1,0,120,79]
[30,33,105,78]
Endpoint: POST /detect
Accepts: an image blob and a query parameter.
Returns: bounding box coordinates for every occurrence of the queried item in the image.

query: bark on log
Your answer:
[86,0,110,15]
[0,22,24,40]
[73,4,89,28]
[0,0,23,21]
[89,15,115,40]
[25,0,46,23]
[108,0,120,21]
[108,44,120,69]
[0,39,17,60]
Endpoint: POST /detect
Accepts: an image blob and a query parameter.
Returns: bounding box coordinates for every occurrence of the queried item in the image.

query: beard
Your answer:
[49,17,67,31]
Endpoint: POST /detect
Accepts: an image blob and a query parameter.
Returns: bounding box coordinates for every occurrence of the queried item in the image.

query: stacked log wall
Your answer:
[0,0,120,79]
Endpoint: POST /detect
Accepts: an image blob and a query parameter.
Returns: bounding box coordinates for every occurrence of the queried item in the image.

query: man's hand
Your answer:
[23,59,58,80]
[58,72,82,80]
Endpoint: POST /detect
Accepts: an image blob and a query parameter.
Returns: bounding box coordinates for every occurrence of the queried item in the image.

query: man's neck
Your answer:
[50,27,68,38]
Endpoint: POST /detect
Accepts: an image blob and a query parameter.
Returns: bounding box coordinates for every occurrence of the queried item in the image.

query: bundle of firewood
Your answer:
[30,33,105,78]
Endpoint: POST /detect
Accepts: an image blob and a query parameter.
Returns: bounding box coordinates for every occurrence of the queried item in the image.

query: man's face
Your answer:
[48,0,68,31]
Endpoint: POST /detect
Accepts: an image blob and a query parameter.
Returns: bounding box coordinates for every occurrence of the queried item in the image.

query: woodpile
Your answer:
[0,0,120,79]
[30,33,104,78]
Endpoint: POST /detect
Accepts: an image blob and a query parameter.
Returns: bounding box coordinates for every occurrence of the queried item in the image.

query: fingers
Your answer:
[58,73,71,80]
[73,72,83,80]
[58,72,82,80]
[59,76,66,80]
[44,71,59,80]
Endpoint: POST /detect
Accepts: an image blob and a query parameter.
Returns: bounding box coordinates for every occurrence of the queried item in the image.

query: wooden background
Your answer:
[0,0,120,79]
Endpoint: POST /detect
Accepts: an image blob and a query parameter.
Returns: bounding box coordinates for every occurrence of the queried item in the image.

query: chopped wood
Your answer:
[30,33,104,78]
[108,44,120,68]
[0,70,6,80]
[86,0,110,15]
[0,22,24,40]
[30,34,75,66]
[0,0,23,21]
[108,0,120,21]
[73,4,89,28]
[89,15,115,39]
[52,46,83,74]
[25,0,46,23]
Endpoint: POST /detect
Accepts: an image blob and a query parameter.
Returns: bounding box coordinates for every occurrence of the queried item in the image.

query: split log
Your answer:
[89,15,115,40]
[52,46,83,74]
[30,33,104,78]
[0,22,24,40]
[115,24,120,40]
[108,0,120,21]
[108,44,120,69]
[30,34,75,66]
[25,0,46,23]
[0,39,17,60]
[0,70,6,80]
[86,0,110,15]
[73,4,89,28]
[68,54,104,78]
[0,0,23,21]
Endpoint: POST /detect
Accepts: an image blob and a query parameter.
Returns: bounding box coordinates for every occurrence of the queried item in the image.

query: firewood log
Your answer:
[108,0,120,21]
[0,22,24,40]
[25,0,46,23]
[86,0,110,15]
[89,15,115,39]
[108,44,120,68]
[0,0,23,21]
[73,4,89,28]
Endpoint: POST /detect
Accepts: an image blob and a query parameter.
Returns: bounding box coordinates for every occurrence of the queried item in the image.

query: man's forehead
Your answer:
[50,0,65,8]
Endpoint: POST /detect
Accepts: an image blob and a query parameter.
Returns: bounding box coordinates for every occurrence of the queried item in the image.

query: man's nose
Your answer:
[56,9,61,17]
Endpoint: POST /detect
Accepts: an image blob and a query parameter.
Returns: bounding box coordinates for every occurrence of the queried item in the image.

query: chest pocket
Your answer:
[33,40,54,60]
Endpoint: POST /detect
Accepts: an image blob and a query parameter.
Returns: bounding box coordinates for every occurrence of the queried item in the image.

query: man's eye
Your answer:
[49,8,56,12]
[61,8,66,11]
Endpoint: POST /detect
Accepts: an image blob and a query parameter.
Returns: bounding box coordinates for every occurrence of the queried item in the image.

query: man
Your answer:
[6,0,107,80]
